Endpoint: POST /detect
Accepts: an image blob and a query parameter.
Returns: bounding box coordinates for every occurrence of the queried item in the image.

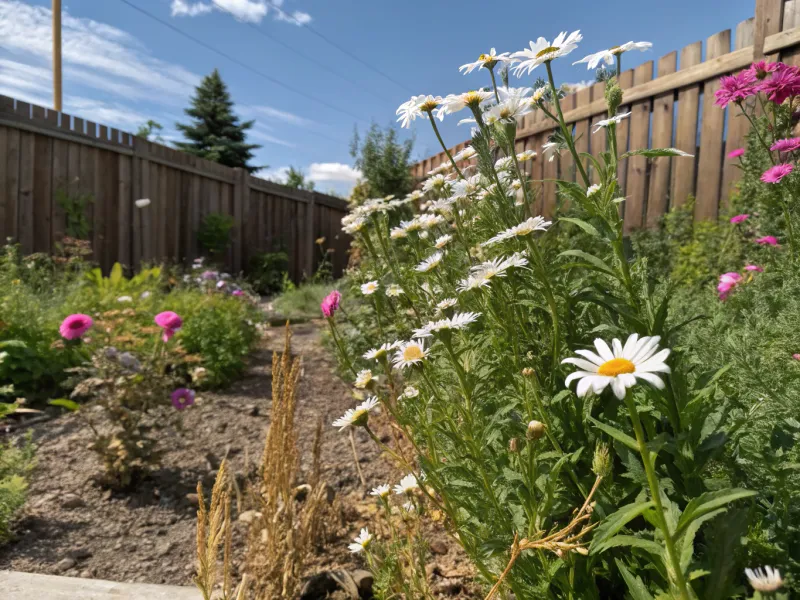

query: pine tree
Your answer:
[175,69,262,173]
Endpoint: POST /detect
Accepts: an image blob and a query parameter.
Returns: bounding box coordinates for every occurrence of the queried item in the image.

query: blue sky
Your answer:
[0,0,754,196]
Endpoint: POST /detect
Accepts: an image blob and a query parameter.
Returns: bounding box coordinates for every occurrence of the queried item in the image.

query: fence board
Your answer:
[32,132,52,253]
[589,82,607,185]
[559,93,576,185]
[18,131,35,253]
[672,41,703,207]
[0,126,8,242]
[5,128,21,242]
[646,52,677,227]
[573,87,592,188]
[624,61,655,232]
[615,70,635,196]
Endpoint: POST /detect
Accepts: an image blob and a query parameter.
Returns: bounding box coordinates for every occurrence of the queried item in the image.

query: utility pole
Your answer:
[53,0,62,112]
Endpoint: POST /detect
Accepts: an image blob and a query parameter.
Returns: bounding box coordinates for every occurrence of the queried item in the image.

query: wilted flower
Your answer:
[59,314,93,340]
[354,369,374,389]
[348,528,373,553]
[745,566,783,592]
[332,397,379,430]
[171,388,195,410]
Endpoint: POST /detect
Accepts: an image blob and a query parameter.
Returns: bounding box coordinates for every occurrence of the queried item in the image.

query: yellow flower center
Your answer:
[403,345,424,361]
[536,46,559,58]
[597,358,636,377]
[479,53,491,61]
[610,45,623,54]
[419,100,439,112]
[463,91,484,106]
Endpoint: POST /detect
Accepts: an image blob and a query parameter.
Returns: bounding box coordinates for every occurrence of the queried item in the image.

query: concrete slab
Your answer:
[0,570,201,599]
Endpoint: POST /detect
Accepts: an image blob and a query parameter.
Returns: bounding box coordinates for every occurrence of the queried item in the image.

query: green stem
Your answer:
[781,192,797,263]
[427,111,465,180]
[489,67,501,103]
[525,238,561,371]
[545,61,590,187]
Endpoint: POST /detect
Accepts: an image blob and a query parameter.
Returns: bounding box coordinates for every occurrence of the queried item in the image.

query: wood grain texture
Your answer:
[672,41,703,207]
[588,82,607,186]
[646,52,677,227]
[624,62,654,232]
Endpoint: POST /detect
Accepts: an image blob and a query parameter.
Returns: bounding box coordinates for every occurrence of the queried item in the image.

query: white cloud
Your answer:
[249,127,295,148]
[256,165,290,182]
[170,0,213,17]
[169,0,311,25]
[308,162,361,183]
[247,105,315,127]
[275,9,312,25]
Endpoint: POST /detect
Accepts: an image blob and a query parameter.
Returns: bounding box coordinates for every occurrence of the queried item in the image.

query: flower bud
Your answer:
[522,367,535,377]
[592,443,612,478]
[526,420,546,441]
[508,437,520,453]
[605,78,623,116]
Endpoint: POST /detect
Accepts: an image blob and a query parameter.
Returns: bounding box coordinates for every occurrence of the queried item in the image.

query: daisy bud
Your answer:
[522,367,535,377]
[508,437,520,453]
[605,78,623,115]
[526,420,546,441]
[592,443,612,478]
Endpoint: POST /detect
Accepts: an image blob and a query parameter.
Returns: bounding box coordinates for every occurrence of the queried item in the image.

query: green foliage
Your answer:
[247,250,289,296]
[271,282,332,321]
[283,166,315,191]
[350,123,414,199]
[175,69,262,173]
[0,434,35,543]
[55,182,94,240]
[136,120,165,143]
[197,212,235,260]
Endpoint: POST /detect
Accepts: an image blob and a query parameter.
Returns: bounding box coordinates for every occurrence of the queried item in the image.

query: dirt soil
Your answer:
[0,321,478,598]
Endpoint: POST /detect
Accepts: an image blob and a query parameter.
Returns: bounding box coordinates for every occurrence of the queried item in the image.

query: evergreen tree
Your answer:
[175,69,262,173]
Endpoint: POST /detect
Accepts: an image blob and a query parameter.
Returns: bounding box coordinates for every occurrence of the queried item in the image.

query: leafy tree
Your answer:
[136,120,164,143]
[284,166,315,191]
[350,123,414,199]
[175,69,262,173]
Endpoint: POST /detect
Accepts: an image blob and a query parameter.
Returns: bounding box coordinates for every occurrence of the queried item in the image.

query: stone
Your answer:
[185,493,199,506]
[155,540,174,557]
[62,494,86,509]
[67,548,92,560]
[246,405,259,417]
[429,539,448,555]
[55,558,76,573]
[237,510,260,524]
[299,570,359,600]
[351,569,374,598]
[432,579,462,596]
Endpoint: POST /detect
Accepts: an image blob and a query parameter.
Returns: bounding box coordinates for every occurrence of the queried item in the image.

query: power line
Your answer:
[116,0,368,126]
[205,0,395,103]
[261,0,414,94]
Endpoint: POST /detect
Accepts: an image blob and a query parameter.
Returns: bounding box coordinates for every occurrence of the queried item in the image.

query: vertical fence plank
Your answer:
[646,52,678,227]
[589,82,607,185]
[615,70,635,196]
[79,144,95,252]
[559,93,576,187]
[32,133,53,253]
[754,0,783,60]
[624,61,655,232]
[18,131,35,253]
[573,87,592,188]
[672,41,703,206]
[118,156,132,267]
[695,30,732,221]
[0,126,7,242]
[6,128,21,242]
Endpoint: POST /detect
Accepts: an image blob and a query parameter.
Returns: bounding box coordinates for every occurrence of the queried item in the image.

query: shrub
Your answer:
[247,250,289,296]
[0,433,35,543]
[197,212,235,261]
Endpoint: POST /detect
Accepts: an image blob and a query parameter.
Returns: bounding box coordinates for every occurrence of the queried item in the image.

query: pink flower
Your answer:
[232,289,244,297]
[727,148,745,159]
[770,137,800,153]
[715,70,757,107]
[59,314,93,340]
[154,311,183,342]
[744,264,764,272]
[755,235,780,246]
[321,290,342,318]
[749,60,782,80]
[757,65,800,104]
[730,214,750,224]
[170,388,195,410]
[761,163,793,183]
[793,353,800,361]
[717,272,743,301]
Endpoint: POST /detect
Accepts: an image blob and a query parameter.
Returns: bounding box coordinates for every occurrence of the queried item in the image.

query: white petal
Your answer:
[633,371,665,389]
[590,375,611,393]
[640,348,670,367]
[611,376,627,399]
[632,336,661,363]
[636,359,671,374]
[574,349,605,366]
[576,375,594,398]
[562,357,601,372]
[622,333,639,359]
[611,338,623,357]
[594,339,615,362]
[566,370,595,386]
[618,373,637,388]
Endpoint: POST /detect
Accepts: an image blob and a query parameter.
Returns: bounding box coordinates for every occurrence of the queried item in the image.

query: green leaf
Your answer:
[49,398,80,412]
[559,249,619,278]
[109,262,123,287]
[590,500,655,552]
[589,416,640,452]
[558,217,602,238]
[674,488,756,539]
[679,508,727,573]
[594,534,664,560]
[615,559,656,600]
[621,148,693,159]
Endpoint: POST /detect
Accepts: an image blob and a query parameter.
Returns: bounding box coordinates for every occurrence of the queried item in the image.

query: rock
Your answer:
[246,405,259,417]
[185,493,199,506]
[324,483,336,505]
[300,569,359,600]
[351,569,374,598]
[237,510,260,524]
[62,494,86,509]
[294,484,312,502]
[432,579,462,596]
[425,563,441,578]
[68,547,93,560]
[156,540,174,557]
[55,557,77,573]
[429,539,448,555]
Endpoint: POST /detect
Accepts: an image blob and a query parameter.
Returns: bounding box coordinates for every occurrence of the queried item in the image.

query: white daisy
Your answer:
[573,41,652,70]
[592,112,631,133]
[402,501,416,513]
[354,369,373,389]
[390,227,408,239]
[396,95,444,129]
[483,216,552,246]
[497,86,533,102]
[422,173,450,194]
[401,386,420,399]
[458,253,529,291]
[416,312,482,337]
[487,97,532,123]
[587,184,601,196]
[452,175,482,199]
[745,566,783,593]
[459,48,515,74]
[393,473,419,495]
[332,397,380,430]
[342,217,367,235]
[418,213,446,229]
[370,484,392,498]
[517,149,537,162]
[435,234,453,249]
[439,90,494,116]
[542,141,559,162]
[393,340,429,370]
[427,164,449,177]
[416,252,444,273]
[530,86,548,104]
[363,342,399,361]
[562,334,671,400]
[361,281,379,295]
[494,156,515,171]
[348,528,373,553]
[386,284,405,297]
[512,31,583,76]
[436,298,458,312]
[452,146,477,162]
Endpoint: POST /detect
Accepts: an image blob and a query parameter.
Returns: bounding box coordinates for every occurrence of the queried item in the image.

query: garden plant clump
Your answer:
[323,32,800,599]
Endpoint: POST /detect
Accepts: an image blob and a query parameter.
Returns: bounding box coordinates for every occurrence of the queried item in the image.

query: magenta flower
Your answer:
[755,235,780,246]
[59,314,94,340]
[714,70,757,107]
[232,289,244,297]
[730,214,750,224]
[793,353,800,361]
[170,388,195,410]
[201,270,218,281]
[770,137,800,153]
[744,264,764,272]
[727,148,745,159]
[757,65,800,104]
[717,272,743,301]
[749,60,782,80]
[321,290,342,318]
[761,163,793,183]
[154,311,183,342]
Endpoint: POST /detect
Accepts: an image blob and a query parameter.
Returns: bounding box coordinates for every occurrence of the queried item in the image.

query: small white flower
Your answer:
[386,284,405,297]
[573,41,652,70]
[140,291,151,299]
[436,298,458,312]
[458,253,529,292]
[562,334,671,400]
[439,90,494,116]
[497,86,533,102]
[396,95,444,129]
[517,149,537,162]
[370,484,391,498]
[418,213,445,229]
[390,227,408,239]
[587,184,601,196]
[348,528,373,553]
[423,173,450,193]
[487,98,532,123]
[393,340,429,370]
[394,473,419,495]
[361,281,379,295]
[512,31,583,76]
[530,86,548,104]
[542,141,559,162]
[459,48,515,74]
[401,386,419,399]
[402,501,416,513]
[427,164,449,177]
[117,295,133,303]
[0,351,8,364]
[363,342,399,361]
[135,198,151,208]
[343,217,367,234]
[332,397,379,430]
[354,369,373,389]
[483,216,552,246]
[494,156,515,171]
[452,146,477,162]
[592,112,631,133]
[745,566,783,593]
[452,175,482,199]
[435,234,453,249]
[415,312,482,337]
[416,252,444,273]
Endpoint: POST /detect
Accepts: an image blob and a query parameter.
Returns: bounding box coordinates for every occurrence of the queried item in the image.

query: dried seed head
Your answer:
[508,437,520,453]
[526,420,546,441]
[522,367,535,377]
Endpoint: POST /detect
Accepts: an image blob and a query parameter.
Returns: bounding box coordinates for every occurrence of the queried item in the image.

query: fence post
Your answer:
[232,167,247,273]
[754,0,783,59]
[306,192,316,278]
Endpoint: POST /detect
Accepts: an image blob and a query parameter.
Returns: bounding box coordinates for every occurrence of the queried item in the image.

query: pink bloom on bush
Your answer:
[744,264,764,272]
[59,314,93,340]
[730,214,749,224]
[717,272,743,301]
[771,137,800,153]
[321,290,342,318]
[761,163,793,183]
[714,71,757,107]
[154,311,183,342]
[757,65,800,104]
[749,60,782,80]
[794,353,800,361]
[755,235,780,246]
[170,388,195,410]
[232,289,244,297]
[727,148,745,159]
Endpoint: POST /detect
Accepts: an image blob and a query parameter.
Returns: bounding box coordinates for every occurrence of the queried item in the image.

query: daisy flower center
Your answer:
[352,409,369,426]
[598,357,636,377]
[479,53,491,61]
[610,45,623,54]
[403,346,423,361]
[536,46,560,58]
[419,100,439,112]
[463,92,484,106]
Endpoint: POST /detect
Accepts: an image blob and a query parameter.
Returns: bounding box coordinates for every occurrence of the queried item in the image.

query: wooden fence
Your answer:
[411,0,800,232]
[0,96,350,280]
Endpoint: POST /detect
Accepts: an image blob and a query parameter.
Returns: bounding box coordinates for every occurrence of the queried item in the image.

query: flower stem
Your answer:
[545,61,590,187]
[427,111,465,180]
[489,67,501,103]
